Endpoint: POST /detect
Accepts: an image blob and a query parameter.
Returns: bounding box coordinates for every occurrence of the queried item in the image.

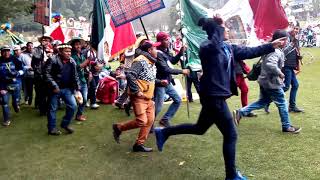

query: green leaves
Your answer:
[0,0,33,22]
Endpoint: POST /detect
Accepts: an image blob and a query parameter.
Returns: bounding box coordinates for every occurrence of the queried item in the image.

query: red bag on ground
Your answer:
[96,76,119,104]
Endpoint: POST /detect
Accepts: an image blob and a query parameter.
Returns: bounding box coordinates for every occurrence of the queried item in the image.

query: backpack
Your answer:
[96,76,119,104]
[246,57,263,81]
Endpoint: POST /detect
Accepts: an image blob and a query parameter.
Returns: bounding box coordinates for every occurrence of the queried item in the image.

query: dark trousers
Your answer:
[186,71,200,101]
[34,79,48,115]
[116,86,129,105]
[283,67,299,108]
[24,77,34,105]
[162,96,237,179]
[88,76,99,105]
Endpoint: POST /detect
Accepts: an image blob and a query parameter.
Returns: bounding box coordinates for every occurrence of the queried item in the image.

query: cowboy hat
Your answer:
[68,37,85,46]
[135,35,148,48]
[38,34,54,42]
[124,48,136,57]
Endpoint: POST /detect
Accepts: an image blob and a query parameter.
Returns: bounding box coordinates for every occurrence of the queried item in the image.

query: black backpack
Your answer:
[246,57,263,81]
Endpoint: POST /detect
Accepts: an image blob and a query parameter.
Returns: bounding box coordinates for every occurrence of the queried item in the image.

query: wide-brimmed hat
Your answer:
[68,37,85,46]
[124,48,136,57]
[135,35,148,48]
[13,45,21,51]
[1,45,11,51]
[38,34,54,43]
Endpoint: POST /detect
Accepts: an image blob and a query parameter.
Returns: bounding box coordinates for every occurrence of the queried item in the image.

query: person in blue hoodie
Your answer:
[0,45,24,126]
[154,17,287,180]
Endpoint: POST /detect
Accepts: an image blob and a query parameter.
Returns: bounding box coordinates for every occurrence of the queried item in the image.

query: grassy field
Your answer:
[0,48,320,180]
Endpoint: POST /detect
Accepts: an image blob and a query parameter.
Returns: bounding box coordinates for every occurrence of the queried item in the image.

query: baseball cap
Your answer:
[156,32,170,42]
[140,40,161,52]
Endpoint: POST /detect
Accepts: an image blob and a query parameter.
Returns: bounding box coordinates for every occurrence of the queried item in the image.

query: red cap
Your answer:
[156,32,170,42]
[140,40,161,52]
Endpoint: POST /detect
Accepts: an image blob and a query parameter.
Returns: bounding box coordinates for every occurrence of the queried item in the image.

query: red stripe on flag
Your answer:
[110,23,136,57]
[249,0,288,40]
[50,25,65,43]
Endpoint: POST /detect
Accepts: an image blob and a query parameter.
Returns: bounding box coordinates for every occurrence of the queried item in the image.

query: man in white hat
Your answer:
[32,34,53,115]
[0,45,24,126]
[13,45,24,104]
[44,43,81,135]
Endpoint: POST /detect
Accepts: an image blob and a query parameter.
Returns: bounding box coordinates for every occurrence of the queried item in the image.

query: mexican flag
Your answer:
[104,14,137,58]
[181,0,288,68]
[91,0,136,62]
[91,0,106,62]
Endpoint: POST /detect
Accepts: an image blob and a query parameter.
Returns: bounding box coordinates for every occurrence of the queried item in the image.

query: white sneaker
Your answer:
[86,102,90,107]
[91,103,100,109]
[2,121,11,126]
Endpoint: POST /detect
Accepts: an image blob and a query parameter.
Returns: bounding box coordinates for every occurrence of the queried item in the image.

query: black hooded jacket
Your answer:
[198,18,275,98]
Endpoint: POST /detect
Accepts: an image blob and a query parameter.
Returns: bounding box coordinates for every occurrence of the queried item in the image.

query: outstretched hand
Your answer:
[271,37,288,49]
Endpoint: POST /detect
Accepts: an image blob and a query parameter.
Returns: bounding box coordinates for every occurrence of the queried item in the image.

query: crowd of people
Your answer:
[0,16,306,180]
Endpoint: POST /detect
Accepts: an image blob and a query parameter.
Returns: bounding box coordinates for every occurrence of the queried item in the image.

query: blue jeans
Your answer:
[0,86,20,122]
[283,67,299,108]
[47,89,77,131]
[17,78,22,104]
[76,83,88,116]
[239,86,291,129]
[155,83,181,122]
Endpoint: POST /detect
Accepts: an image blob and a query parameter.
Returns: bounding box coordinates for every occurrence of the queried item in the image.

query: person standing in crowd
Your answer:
[70,38,90,121]
[114,48,136,109]
[112,41,160,152]
[283,25,304,113]
[13,45,24,104]
[21,42,34,105]
[155,32,190,127]
[173,35,182,55]
[155,17,288,180]
[181,56,202,103]
[234,30,301,134]
[44,44,80,135]
[32,35,54,115]
[234,60,257,117]
[86,48,102,109]
[0,45,24,126]
[52,40,62,55]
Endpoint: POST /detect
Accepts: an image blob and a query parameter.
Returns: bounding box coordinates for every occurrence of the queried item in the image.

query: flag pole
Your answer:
[139,17,149,40]
[178,0,190,119]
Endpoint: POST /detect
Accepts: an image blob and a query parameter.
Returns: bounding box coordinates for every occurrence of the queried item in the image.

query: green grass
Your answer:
[1,48,320,180]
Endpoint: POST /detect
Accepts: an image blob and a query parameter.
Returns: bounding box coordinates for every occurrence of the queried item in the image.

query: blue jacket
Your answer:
[199,41,274,98]
[0,55,24,90]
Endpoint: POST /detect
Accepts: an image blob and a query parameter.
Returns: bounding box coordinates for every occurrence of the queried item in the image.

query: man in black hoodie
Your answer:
[154,17,287,180]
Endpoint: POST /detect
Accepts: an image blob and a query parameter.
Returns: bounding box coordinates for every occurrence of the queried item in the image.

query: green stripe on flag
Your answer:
[91,0,106,57]
[181,0,209,69]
